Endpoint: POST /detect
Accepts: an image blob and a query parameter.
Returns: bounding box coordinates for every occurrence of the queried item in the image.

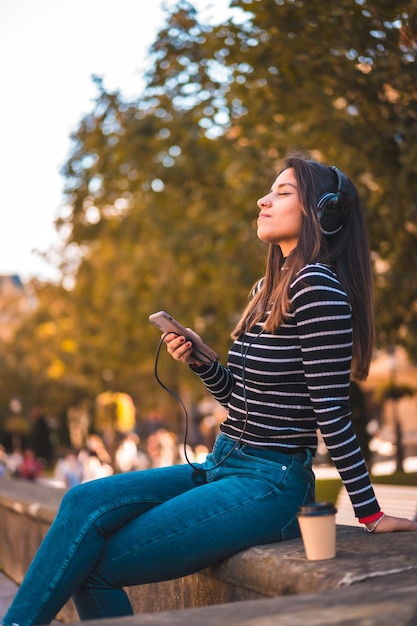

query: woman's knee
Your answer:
[59,480,97,514]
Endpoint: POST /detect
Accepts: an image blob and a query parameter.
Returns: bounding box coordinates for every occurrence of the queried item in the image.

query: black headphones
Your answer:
[316,166,349,236]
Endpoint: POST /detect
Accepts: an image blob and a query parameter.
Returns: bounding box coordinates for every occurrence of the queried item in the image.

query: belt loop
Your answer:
[303,448,312,467]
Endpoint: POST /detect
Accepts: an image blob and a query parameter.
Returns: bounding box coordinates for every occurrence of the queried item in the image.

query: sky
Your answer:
[0,0,233,282]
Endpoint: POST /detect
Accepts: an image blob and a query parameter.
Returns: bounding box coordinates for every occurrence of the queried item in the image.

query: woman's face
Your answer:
[256,167,303,256]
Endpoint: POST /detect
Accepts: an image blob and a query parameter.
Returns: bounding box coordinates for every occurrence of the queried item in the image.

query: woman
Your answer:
[2,153,416,626]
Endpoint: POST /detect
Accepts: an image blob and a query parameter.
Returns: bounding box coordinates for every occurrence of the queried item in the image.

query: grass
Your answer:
[315,472,417,505]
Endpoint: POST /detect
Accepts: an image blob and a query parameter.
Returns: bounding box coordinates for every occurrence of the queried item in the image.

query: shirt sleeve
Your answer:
[290,265,380,519]
[190,361,235,409]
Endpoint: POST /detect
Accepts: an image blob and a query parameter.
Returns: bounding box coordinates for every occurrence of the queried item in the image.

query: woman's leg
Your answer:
[2,436,314,625]
[1,463,198,626]
[73,440,314,620]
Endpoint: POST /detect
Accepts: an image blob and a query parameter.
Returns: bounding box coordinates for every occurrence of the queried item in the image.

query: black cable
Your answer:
[154,334,198,465]
[154,333,207,483]
[153,329,263,483]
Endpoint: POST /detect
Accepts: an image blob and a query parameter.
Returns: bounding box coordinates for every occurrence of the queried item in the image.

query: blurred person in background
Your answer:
[18,449,44,481]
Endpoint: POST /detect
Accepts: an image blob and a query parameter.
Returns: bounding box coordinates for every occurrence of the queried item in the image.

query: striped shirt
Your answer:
[193,263,379,519]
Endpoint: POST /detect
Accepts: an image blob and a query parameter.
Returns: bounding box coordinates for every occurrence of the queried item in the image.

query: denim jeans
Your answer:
[1,434,314,626]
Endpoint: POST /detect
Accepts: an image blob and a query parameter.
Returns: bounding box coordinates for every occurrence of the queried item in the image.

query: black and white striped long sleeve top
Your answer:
[192,263,379,519]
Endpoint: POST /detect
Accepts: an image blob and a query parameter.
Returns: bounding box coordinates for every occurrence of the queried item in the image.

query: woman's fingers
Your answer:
[373,514,417,533]
[163,334,193,362]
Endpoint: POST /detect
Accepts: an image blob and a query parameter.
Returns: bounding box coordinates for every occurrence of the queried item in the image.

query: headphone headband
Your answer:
[317,166,349,236]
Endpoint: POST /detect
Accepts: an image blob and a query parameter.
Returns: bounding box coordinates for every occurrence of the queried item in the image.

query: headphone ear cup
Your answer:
[316,167,348,235]
[317,193,345,235]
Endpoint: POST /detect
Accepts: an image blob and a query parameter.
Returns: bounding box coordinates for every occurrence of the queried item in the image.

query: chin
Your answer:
[257,233,278,245]
[257,228,272,242]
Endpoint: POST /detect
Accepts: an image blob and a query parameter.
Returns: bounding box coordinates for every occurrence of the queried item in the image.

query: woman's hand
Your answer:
[162,332,202,366]
[370,514,417,533]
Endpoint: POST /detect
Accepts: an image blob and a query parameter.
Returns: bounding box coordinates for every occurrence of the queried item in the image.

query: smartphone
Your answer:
[149,311,219,364]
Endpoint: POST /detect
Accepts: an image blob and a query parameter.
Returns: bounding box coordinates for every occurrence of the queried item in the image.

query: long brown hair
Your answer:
[232,152,374,381]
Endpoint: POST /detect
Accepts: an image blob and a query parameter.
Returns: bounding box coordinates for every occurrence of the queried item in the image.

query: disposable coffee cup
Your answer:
[297,502,337,560]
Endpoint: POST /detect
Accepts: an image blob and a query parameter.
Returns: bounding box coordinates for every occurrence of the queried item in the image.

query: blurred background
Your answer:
[0,0,416,485]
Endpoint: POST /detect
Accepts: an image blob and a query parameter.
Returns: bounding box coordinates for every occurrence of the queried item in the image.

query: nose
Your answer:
[257,196,270,209]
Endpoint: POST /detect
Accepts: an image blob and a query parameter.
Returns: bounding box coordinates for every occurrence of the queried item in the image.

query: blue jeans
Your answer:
[2,434,314,626]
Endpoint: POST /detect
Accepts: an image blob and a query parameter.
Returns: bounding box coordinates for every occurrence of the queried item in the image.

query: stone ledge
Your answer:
[63,568,417,626]
[1,477,417,625]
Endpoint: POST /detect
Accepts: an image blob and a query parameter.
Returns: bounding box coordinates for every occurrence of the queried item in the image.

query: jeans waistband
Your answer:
[241,443,308,462]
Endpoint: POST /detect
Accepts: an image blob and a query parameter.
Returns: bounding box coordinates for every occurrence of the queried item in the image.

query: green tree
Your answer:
[54,0,417,407]
[147,0,417,350]
[56,67,267,418]
[0,279,89,449]
[4,0,417,438]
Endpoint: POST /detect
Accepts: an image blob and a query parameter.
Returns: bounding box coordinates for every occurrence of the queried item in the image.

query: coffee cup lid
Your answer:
[298,502,337,516]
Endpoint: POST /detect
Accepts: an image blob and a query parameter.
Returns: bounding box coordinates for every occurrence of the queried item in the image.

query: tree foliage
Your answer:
[2,0,417,434]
